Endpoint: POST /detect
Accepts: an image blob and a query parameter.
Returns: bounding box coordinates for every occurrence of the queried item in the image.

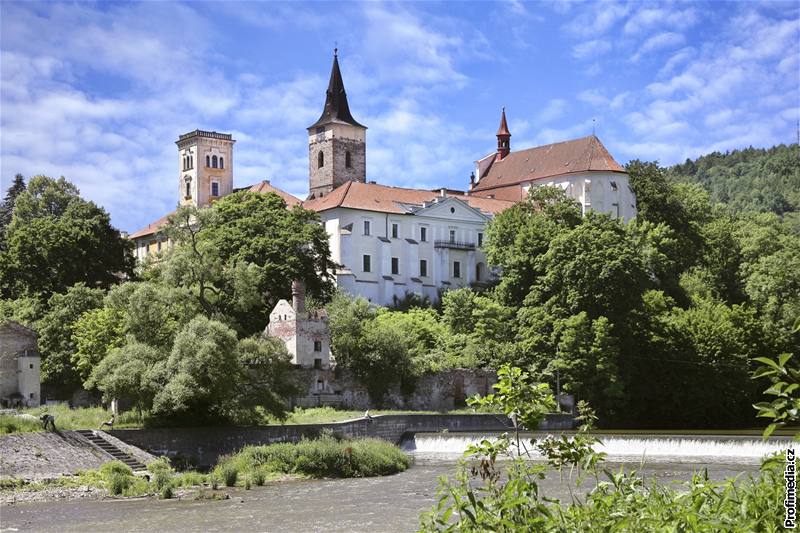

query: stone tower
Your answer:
[176,130,235,207]
[307,50,367,199]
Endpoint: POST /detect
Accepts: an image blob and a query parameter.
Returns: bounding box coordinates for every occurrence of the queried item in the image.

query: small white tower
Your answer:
[266,281,331,369]
[176,130,235,207]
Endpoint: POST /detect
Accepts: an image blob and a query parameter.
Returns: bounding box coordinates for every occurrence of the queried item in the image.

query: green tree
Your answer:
[0,174,26,244]
[484,186,581,307]
[0,176,134,298]
[36,283,105,394]
[71,306,126,385]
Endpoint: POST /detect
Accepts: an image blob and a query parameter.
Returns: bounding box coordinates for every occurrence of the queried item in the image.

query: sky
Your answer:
[1,1,798,233]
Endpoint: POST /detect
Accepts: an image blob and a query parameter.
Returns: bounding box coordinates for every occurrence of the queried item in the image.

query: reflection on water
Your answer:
[1,433,781,533]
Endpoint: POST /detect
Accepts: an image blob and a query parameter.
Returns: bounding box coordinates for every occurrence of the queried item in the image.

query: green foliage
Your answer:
[0,173,26,244]
[215,435,410,482]
[752,319,800,439]
[0,405,143,434]
[36,283,105,391]
[72,306,125,384]
[0,175,134,299]
[666,143,800,215]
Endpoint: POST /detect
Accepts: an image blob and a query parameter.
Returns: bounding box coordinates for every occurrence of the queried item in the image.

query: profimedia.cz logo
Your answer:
[787,448,797,529]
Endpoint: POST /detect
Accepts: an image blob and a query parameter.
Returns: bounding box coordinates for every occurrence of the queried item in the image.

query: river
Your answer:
[0,433,788,533]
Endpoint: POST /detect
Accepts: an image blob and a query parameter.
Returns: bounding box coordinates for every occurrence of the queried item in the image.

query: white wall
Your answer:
[319,198,493,306]
[522,171,637,222]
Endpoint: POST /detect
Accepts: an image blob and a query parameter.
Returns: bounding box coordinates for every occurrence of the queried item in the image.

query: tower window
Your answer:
[211,181,220,197]
[206,155,210,167]
[185,182,191,198]
[419,259,428,277]
[219,157,224,169]
[362,254,371,272]
[189,155,193,169]
[345,151,352,169]
[391,257,399,275]
[318,151,324,168]
[314,340,322,352]
[212,155,218,168]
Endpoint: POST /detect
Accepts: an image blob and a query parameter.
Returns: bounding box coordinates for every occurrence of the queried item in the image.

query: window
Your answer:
[29,363,33,369]
[318,151,324,168]
[182,156,186,170]
[206,155,210,167]
[189,155,193,169]
[363,254,371,272]
[420,259,428,277]
[391,257,399,275]
[314,340,322,352]
[157,240,162,252]
[420,226,427,242]
[211,181,220,197]
[345,151,352,168]
[185,182,191,198]
[314,359,322,370]
[219,156,224,169]
[363,220,371,236]
[453,261,461,278]
[610,181,618,191]
[449,229,456,243]
[212,155,218,168]
[478,232,484,247]
[391,223,399,239]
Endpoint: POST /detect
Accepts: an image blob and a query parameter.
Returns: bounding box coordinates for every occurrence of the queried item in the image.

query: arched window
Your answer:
[189,155,193,169]
[345,151,352,169]
[206,155,210,167]
[185,182,191,198]
[212,155,218,168]
[318,151,324,168]
[219,157,224,169]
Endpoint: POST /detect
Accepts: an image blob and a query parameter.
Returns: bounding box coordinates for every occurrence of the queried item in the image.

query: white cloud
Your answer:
[537,99,568,123]
[632,32,685,62]
[572,39,612,60]
[623,7,698,35]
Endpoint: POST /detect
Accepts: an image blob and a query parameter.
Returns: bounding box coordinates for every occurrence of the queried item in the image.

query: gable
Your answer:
[411,197,490,223]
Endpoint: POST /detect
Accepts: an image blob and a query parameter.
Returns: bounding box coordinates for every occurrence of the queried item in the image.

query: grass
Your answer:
[213,433,411,483]
[0,405,144,435]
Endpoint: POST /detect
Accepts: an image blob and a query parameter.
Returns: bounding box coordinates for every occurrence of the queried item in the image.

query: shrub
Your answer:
[252,469,266,486]
[147,458,173,491]
[221,465,238,487]
[160,484,173,499]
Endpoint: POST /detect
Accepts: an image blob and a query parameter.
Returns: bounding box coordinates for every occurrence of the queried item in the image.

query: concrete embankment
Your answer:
[109,413,575,468]
[0,430,155,479]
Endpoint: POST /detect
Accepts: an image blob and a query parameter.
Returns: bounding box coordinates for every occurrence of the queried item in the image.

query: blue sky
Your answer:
[1,1,798,233]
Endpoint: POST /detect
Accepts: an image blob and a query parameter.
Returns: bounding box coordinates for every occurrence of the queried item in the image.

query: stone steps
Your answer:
[75,430,146,471]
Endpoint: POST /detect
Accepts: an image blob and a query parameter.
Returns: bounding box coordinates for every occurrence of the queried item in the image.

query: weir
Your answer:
[402,432,792,464]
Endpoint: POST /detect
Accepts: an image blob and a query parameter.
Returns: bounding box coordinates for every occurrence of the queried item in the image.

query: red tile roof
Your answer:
[130,181,301,240]
[241,180,302,207]
[302,181,513,216]
[472,135,625,193]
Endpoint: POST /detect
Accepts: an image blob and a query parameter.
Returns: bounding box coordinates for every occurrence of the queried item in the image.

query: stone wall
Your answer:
[292,368,497,411]
[0,322,39,407]
[109,413,575,468]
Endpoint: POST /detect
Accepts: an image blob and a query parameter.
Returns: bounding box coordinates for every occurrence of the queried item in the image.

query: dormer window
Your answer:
[318,151,324,168]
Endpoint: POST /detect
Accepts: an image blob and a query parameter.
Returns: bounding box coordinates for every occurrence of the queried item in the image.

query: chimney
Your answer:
[440,188,446,198]
[291,280,306,313]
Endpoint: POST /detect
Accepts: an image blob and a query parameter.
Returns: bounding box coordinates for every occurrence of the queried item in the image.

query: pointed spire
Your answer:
[496,107,511,159]
[308,49,365,130]
[497,106,511,136]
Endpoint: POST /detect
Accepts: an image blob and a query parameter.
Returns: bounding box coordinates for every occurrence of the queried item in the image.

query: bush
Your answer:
[214,436,410,481]
[147,458,173,491]
[252,469,266,486]
[100,461,135,496]
[220,465,238,487]
[160,484,173,499]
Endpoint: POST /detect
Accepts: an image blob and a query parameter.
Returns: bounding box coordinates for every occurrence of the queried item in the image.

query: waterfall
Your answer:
[402,432,791,464]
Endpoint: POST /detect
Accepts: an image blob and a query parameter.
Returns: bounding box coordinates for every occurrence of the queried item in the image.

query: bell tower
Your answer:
[176,130,235,207]
[307,49,367,199]
[496,107,511,160]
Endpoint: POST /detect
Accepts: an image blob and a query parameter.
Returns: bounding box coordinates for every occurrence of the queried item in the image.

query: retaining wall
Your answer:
[109,413,575,468]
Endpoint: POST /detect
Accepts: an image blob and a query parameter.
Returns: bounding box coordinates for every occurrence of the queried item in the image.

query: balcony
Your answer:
[434,239,476,251]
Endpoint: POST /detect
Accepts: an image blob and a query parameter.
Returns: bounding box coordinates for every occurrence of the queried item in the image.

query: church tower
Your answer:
[176,130,235,207]
[307,50,367,199]
[496,107,511,160]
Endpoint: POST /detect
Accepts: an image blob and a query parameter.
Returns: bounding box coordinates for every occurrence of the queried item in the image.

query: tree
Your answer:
[72,306,126,385]
[484,186,581,307]
[161,192,336,336]
[0,174,26,244]
[36,283,105,394]
[0,176,134,298]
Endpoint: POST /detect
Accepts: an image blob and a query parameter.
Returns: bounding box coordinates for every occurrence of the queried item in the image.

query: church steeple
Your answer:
[307,49,367,199]
[309,49,364,129]
[496,107,511,160]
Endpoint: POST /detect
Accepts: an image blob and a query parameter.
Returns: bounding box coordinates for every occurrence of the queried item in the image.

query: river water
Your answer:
[1,433,789,533]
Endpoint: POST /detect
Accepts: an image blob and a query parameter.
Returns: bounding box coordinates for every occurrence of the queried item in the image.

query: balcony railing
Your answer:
[434,239,476,251]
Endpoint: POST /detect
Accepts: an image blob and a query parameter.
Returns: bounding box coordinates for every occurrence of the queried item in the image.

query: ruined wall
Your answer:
[291,368,496,411]
[0,323,38,406]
